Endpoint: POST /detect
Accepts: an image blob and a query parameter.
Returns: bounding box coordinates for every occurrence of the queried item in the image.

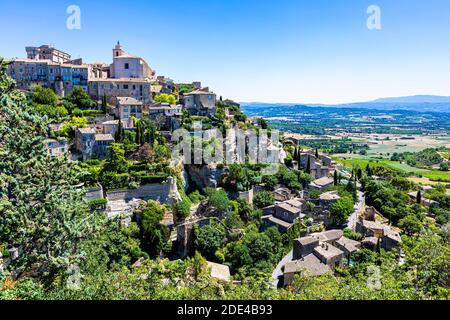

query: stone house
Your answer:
[283,255,331,286]
[299,153,331,179]
[75,127,114,160]
[309,176,334,191]
[293,236,320,260]
[408,191,439,208]
[262,198,306,232]
[45,138,68,157]
[305,191,340,226]
[113,97,144,119]
[182,87,217,116]
[94,134,114,158]
[356,218,401,251]
[88,78,152,104]
[284,230,351,286]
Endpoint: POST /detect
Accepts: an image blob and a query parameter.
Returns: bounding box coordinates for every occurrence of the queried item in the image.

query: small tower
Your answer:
[113,41,124,59]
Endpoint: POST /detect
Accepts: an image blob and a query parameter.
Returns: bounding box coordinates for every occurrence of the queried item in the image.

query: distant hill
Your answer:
[372,95,450,104]
[241,95,450,113]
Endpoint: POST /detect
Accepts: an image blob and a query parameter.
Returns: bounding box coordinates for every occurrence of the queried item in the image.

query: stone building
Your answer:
[74,127,114,160]
[112,97,144,119]
[45,138,68,157]
[110,42,154,79]
[88,78,152,105]
[26,45,71,63]
[284,230,351,286]
[262,198,306,232]
[182,87,217,116]
[8,57,90,96]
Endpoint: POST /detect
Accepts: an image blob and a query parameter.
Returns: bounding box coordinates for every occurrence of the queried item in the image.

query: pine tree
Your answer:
[0,58,102,280]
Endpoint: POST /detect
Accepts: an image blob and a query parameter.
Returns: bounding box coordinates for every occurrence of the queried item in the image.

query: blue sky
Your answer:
[1,0,450,104]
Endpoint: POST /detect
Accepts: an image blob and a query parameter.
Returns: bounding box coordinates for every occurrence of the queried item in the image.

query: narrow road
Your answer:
[271,250,293,288]
[347,191,365,231]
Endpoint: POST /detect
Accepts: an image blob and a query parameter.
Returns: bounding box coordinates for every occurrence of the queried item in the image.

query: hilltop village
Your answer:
[0,45,449,300]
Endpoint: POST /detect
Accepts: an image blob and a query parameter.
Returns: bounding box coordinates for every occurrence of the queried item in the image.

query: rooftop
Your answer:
[207,261,231,282]
[310,176,334,188]
[319,191,340,201]
[95,134,114,141]
[284,254,331,276]
[185,87,214,95]
[313,243,344,260]
[297,236,320,247]
[77,127,96,134]
[264,215,294,229]
[335,236,360,254]
[117,97,143,105]
[310,229,344,243]
[90,77,150,83]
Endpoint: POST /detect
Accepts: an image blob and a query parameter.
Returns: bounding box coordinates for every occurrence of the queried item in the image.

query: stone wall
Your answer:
[84,184,104,202]
[185,165,225,191]
[106,177,181,204]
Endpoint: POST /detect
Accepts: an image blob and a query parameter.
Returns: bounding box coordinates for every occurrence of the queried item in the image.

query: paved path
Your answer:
[271,250,293,288]
[346,191,365,230]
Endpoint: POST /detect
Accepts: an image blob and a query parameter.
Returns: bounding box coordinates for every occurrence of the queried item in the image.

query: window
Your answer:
[123,84,129,89]
[124,63,129,69]
[133,85,136,90]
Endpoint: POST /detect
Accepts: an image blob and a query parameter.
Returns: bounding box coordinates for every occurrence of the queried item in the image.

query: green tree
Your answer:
[139,201,170,256]
[206,188,230,213]
[103,143,128,173]
[65,86,96,110]
[306,156,311,174]
[31,85,58,106]
[334,170,338,186]
[0,58,101,282]
[262,175,278,190]
[417,190,422,205]
[330,196,354,226]
[254,191,274,208]
[101,94,108,114]
[174,197,192,219]
[115,118,124,142]
[194,225,226,260]
[398,215,423,236]
[154,93,177,105]
[439,162,449,172]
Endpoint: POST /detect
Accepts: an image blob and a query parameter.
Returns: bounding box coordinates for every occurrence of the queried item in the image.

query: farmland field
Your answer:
[335,157,450,182]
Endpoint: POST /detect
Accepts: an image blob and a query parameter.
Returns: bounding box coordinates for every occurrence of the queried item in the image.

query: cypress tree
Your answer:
[357,168,363,181]
[334,170,338,186]
[101,94,108,114]
[116,118,124,142]
[135,121,141,145]
[315,148,319,158]
[417,190,422,205]
[306,156,311,174]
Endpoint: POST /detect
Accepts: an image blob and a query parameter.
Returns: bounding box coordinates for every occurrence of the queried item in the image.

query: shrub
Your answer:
[88,198,107,210]
[174,197,192,219]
